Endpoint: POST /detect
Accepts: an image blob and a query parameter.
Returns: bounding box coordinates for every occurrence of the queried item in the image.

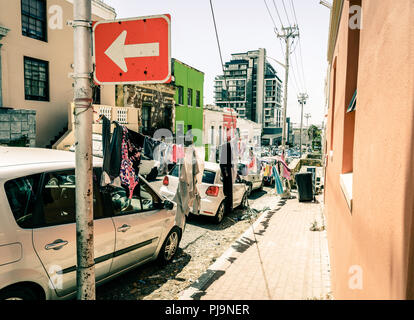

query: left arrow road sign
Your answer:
[93,15,171,85]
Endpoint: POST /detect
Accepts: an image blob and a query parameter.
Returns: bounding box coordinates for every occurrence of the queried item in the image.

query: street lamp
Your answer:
[319,0,332,9]
[298,93,309,158]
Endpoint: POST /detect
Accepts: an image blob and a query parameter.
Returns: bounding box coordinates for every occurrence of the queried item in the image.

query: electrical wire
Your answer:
[290,0,299,25]
[272,0,286,29]
[209,0,237,138]
[281,0,292,27]
[263,0,278,32]
[289,0,307,93]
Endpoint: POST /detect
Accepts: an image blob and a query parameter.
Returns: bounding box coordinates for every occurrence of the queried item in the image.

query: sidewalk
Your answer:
[179,191,332,300]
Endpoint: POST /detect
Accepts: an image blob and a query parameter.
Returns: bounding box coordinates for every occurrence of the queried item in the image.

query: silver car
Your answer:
[0,147,184,300]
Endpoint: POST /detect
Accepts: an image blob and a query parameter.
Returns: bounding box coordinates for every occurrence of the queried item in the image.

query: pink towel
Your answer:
[280,152,291,180]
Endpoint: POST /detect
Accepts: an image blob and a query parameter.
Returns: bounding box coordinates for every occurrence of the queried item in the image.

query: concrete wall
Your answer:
[324,0,414,299]
[0,108,36,146]
[0,0,116,147]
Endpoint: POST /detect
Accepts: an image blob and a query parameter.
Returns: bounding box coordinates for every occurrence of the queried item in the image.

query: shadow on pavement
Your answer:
[96,248,191,300]
[248,189,268,200]
[186,205,255,231]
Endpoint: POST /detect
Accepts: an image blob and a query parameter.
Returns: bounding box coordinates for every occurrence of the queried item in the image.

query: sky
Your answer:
[103,0,331,127]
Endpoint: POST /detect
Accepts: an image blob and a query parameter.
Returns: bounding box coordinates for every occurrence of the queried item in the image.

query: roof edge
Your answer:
[327,0,345,63]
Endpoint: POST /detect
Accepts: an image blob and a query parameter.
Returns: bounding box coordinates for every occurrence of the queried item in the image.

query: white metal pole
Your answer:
[73,0,95,300]
[299,99,304,158]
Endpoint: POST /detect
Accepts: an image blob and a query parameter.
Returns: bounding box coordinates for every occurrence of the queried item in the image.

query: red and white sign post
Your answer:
[93,14,171,85]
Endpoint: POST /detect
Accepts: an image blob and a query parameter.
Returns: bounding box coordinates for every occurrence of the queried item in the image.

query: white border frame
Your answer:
[92,14,171,85]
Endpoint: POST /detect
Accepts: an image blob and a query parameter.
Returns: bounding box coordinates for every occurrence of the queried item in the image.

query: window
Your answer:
[93,85,101,105]
[169,164,180,177]
[142,105,150,132]
[6,170,105,229]
[187,88,193,106]
[342,0,361,175]
[330,58,337,151]
[347,90,357,113]
[109,186,142,215]
[196,90,201,107]
[109,181,161,215]
[21,0,47,41]
[40,169,104,227]
[219,126,222,144]
[211,126,214,145]
[24,56,49,101]
[139,182,161,210]
[5,174,41,229]
[177,86,184,105]
[202,170,216,184]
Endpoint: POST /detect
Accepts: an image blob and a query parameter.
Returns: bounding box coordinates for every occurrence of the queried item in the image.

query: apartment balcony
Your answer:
[53,104,138,151]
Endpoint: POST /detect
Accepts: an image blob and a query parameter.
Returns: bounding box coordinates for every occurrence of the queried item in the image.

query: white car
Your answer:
[160,162,248,224]
[0,147,184,300]
[237,162,264,195]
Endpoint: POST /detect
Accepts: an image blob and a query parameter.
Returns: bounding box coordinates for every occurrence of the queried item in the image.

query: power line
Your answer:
[263,0,278,31]
[209,0,229,102]
[272,0,286,28]
[281,0,292,27]
[292,42,305,92]
[297,37,307,93]
[290,0,299,25]
[289,0,307,93]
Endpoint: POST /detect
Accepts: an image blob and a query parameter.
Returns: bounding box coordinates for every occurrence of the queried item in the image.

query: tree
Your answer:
[308,125,322,151]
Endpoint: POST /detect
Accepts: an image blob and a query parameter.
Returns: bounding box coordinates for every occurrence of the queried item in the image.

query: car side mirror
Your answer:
[164,199,174,210]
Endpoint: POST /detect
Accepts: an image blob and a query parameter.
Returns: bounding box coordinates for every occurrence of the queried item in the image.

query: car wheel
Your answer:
[214,201,226,224]
[157,227,181,265]
[0,287,38,300]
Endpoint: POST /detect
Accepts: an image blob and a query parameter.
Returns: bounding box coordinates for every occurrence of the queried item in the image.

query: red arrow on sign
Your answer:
[93,15,171,85]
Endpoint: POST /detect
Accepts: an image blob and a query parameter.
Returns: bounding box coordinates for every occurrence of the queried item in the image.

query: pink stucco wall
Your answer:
[325,0,414,299]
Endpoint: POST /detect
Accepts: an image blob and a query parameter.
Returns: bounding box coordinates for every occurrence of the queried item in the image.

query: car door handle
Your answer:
[45,239,68,250]
[117,224,131,233]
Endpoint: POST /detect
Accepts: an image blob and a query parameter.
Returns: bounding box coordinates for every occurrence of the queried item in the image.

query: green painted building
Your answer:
[172,59,204,146]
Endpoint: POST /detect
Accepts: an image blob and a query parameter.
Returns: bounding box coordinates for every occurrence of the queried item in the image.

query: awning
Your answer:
[347,89,357,113]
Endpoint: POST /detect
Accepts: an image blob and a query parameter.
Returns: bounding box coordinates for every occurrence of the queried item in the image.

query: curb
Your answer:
[178,204,279,300]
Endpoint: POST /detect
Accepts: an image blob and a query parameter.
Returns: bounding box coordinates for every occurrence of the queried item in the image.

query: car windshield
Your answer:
[202,170,216,184]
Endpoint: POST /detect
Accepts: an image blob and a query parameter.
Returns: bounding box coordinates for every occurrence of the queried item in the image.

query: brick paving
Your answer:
[179,191,331,300]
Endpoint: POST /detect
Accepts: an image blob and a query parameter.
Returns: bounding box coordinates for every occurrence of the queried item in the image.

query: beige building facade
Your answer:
[0,0,116,147]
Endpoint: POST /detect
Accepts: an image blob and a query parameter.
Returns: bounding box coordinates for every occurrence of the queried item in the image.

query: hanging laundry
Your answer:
[264,165,271,177]
[172,144,185,163]
[220,141,233,213]
[119,126,141,199]
[173,162,190,224]
[188,146,202,215]
[156,142,169,175]
[280,152,292,180]
[208,145,217,163]
[101,119,123,187]
[143,136,162,160]
[272,165,284,195]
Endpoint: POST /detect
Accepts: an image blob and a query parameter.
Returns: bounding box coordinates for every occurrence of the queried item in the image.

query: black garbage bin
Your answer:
[295,172,314,202]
